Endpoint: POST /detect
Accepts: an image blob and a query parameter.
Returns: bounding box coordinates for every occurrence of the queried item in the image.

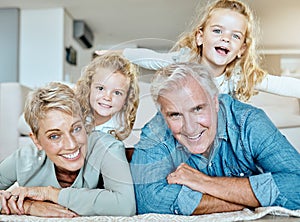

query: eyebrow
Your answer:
[43,120,82,134]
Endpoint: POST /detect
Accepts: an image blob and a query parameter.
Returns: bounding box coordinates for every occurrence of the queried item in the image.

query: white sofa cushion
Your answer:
[0,83,31,161]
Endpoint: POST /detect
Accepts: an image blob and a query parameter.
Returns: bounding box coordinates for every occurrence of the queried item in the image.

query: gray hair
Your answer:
[151,63,218,108]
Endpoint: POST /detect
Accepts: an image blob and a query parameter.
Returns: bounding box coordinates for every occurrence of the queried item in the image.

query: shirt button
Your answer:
[208,163,212,167]
[240,173,244,177]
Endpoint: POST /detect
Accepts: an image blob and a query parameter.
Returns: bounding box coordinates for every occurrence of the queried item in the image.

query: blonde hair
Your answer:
[24,82,88,137]
[172,0,266,101]
[76,52,140,140]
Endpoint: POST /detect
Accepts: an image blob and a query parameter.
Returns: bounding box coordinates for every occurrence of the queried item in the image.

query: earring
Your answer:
[237,54,241,59]
[37,150,43,161]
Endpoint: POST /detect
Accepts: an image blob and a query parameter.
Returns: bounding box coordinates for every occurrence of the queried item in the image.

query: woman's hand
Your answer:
[11,186,60,213]
[25,200,77,217]
[0,190,22,215]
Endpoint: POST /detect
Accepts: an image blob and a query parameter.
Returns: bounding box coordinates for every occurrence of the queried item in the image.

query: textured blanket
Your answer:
[0,206,299,221]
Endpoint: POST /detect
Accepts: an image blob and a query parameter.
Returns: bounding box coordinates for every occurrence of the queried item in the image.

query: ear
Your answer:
[196,29,204,46]
[30,133,43,151]
[238,43,247,58]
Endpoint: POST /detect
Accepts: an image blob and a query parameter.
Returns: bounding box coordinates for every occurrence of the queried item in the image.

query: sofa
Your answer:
[249,91,300,150]
[0,82,31,162]
[0,82,299,163]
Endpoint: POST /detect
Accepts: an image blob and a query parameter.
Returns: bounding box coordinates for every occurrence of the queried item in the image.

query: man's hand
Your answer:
[167,163,208,193]
[167,163,260,208]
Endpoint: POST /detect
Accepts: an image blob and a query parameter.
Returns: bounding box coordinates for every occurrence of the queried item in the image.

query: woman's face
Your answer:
[196,8,247,75]
[90,68,130,125]
[31,110,88,172]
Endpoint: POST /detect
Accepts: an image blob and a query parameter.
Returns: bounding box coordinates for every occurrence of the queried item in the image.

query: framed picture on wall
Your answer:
[65,46,77,65]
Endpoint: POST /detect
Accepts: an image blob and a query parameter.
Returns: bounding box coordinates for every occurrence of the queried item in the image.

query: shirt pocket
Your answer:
[223,160,252,177]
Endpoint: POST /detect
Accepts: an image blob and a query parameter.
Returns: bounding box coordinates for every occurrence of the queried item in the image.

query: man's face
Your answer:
[158,77,219,156]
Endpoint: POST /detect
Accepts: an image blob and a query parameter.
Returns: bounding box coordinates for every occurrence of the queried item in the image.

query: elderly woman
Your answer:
[0,82,135,217]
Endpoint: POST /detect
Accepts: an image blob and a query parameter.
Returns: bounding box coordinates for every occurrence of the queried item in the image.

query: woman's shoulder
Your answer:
[86,131,127,167]
[88,131,124,151]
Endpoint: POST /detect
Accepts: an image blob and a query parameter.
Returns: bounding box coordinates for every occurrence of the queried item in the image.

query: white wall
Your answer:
[19,8,64,88]
[19,8,94,88]
[247,0,300,50]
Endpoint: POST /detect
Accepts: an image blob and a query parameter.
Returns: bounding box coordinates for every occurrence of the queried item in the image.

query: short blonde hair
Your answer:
[76,52,140,140]
[24,82,87,137]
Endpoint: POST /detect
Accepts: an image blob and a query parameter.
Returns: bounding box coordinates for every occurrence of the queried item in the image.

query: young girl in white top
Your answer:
[75,52,139,141]
[98,0,300,101]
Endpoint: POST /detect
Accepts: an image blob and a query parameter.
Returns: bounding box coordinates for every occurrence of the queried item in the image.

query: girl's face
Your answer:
[196,8,247,76]
[31,110,87,172]
[90,68,130,125]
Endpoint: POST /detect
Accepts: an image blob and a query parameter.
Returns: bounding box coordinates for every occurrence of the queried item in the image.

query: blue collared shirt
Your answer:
[130,94,300,215]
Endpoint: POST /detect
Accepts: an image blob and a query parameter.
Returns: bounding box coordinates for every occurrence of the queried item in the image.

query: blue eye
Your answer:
[49,134,60,140]
[233,33,241,40]
[114,91,123,96]
[73,126,82,133]
[213,28,221,34]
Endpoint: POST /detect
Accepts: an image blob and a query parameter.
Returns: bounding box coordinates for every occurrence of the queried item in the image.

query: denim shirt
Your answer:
[130,94,300,215]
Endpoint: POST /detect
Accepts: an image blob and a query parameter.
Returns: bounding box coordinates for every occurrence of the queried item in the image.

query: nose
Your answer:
[221,33,230,43]
[102,91,112,101]
[182,114,199,135]
[65,134,77,150]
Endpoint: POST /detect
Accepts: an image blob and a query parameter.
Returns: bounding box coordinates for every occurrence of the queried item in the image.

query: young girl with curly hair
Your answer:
[76,52,139,141]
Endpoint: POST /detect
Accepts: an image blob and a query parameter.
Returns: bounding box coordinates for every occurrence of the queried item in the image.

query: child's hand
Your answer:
[94,49,123,56]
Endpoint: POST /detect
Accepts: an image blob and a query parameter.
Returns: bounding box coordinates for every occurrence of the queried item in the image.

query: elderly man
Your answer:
[130,63,300,215]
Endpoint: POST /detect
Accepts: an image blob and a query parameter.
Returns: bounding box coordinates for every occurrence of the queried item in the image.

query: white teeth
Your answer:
[188,135,200,140]
[62,149,80,159]
[187,131,203,140]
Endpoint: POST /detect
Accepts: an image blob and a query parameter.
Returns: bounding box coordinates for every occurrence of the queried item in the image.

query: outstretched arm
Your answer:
[256,74,300,98]
[123,48,179,70]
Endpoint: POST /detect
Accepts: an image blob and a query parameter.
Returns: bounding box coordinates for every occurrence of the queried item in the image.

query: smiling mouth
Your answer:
[187,131,204,140]
[215,46,230,55]
[99,102,112,109]
[62,149,80,159]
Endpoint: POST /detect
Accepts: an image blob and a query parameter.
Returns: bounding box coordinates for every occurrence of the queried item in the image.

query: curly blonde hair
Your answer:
[172,0,266,101]
[75,52,139,140]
